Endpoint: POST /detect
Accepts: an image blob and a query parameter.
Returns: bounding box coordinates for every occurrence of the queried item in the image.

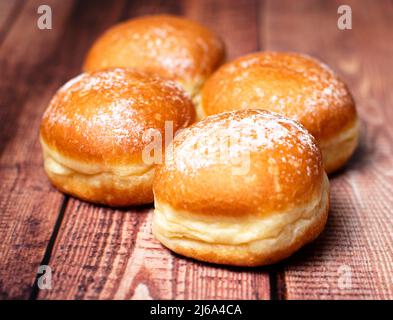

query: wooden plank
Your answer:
[263,0,393,299]
[0,0,24,46]
[182,0,259,60]
[39,0,270,300]
[0,0,76,299]
[0,0,129,299]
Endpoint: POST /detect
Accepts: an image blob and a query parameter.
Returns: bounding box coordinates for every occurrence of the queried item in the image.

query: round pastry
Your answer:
[83,14,225,105]
[152,109,329,267]
[40,68,195,206]
[200,52,359,173]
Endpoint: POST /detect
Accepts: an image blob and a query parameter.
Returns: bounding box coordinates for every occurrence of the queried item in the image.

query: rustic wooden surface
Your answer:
[0,0,392,300]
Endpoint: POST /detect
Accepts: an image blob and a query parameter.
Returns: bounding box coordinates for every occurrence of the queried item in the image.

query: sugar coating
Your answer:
[41,68,194,162]
[202,52,355,140]
[85,15,225,88]
[165,109,321,178]
[223,52,349,114]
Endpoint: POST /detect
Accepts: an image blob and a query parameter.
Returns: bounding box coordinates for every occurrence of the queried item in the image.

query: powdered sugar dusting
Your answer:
[204,52,354,139]
[42,68,194,161]
[89,15,225,96]
[165,109,321,179]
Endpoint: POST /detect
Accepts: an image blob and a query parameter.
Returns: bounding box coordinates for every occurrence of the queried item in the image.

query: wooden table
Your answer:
[0,0,392,300]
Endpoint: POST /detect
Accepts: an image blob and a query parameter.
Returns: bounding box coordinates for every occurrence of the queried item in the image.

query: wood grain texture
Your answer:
[38,0,270,300]
[0,0,76,299]
[263,0,393,299]
[0,0,129,299]
[182,0,260,60]
[0,0,392,300]
[0,0,24,47]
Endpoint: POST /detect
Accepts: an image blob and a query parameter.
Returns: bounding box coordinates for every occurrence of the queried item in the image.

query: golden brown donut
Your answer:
[83,15,225,101]
[153,109,329,267]
[40,68,195,206]
[200,52,359,173]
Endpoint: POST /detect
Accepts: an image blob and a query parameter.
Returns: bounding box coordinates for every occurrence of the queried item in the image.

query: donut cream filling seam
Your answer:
[319,118,359,151]
[154,174,329,246]
[178,75,204,98]
[41,139,154,177]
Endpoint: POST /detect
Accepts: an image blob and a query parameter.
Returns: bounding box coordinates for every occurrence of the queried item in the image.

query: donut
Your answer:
[83,14,225,103]
[200,52,359,173]
[152,109,329,266]
[40,68,195,206]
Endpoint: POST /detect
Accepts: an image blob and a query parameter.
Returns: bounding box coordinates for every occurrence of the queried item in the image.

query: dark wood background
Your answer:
[0,0,392,300]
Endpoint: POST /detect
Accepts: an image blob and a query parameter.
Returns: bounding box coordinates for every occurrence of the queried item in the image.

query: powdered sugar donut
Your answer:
[153,109,329,266]
[40,68,195,206]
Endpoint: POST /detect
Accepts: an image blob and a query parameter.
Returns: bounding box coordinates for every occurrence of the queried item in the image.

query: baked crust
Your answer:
[84,15,226,98]
[154,109,324,216]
